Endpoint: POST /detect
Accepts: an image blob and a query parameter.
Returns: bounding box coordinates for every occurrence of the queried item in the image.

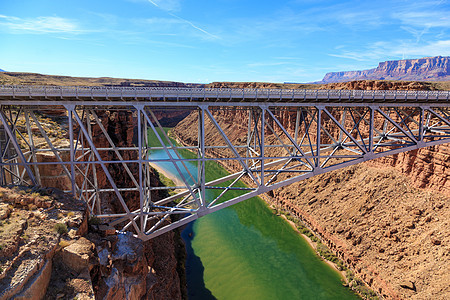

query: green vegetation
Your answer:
[59,240,71,248]
[21,234,30,241]
[54,223,68,235]
[88,216,101,225]
[157,171,177,196]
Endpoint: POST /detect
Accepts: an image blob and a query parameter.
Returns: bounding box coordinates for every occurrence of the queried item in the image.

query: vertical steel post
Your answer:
[294,107,300,146]
[260,106,265,186]
[316,107,322,168]
[419,107,425,142]
[67,105,77,196]
[369,106,374,153]
[246,108,252,166]
[137,105,144,233]
[24,109,41,186]
[199,106,206,209]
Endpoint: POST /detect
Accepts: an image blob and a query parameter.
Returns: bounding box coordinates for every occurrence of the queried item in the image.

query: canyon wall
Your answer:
[171,80,450,299]
[86,110,184,299]
[321,56,450,83]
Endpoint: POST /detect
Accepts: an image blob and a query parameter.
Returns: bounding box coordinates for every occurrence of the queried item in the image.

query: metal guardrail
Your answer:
[0,85,449,102]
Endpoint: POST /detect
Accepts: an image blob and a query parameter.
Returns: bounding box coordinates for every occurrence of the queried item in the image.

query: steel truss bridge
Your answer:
[0,85,449,240]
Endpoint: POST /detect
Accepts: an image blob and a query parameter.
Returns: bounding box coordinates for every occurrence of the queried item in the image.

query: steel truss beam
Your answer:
[0,88,449,240]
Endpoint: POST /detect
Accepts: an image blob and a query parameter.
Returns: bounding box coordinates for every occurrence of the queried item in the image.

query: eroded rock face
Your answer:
[85,110,184,300]
[321,56,450,83]
[94,232,149,300]
[0,186,88,300]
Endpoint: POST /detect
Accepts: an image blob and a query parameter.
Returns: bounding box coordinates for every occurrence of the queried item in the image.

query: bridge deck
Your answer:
[0,85,449,105]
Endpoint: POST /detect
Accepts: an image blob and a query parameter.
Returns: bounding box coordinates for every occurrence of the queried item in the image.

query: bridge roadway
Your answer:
[1,85,450,104]
[0,85,449,240]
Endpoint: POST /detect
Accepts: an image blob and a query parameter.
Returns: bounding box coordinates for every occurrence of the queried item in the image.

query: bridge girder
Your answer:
[0,87,449,240]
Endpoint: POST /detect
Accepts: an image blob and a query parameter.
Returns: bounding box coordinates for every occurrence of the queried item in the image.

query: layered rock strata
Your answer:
[0,186,88,300]
[321,56,450,83]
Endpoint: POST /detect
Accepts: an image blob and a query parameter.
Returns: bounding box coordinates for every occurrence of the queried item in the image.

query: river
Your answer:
[148,129,359,300]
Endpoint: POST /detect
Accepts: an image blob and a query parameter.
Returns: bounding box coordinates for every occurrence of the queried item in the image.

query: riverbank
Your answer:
[150,160,350,285]
[279,213,348,283]
[149,141,360,299]
[148,141,350,283]
[148,162,185,188]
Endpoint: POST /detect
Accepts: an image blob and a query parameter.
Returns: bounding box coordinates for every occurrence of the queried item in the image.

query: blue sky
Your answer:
[0,0,449,83]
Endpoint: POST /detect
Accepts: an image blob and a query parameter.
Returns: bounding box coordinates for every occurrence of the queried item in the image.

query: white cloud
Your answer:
[0,15,84,34]
[329,39,450,62]
[394,39,450,57]
[392,10,450,28]
[143,0,219,40]
[147,0,182,12]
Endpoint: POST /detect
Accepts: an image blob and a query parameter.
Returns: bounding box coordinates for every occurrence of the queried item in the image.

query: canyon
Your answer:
[320,56,450,83]
[0,72,449,299]
[171,80,450,299]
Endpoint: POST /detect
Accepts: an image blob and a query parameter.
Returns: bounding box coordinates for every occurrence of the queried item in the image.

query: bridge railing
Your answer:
[1,85,450,102]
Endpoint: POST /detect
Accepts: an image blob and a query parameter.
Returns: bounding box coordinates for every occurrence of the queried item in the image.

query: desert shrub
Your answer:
[355,285,378,299]
[336,260,346,271]
[346,269,355,282]
[54,223,68,235]
[59,240,71,248]
[88,216,101,225]
[67,211,75,217]
[316,242,340,264]
[31,192,41,198]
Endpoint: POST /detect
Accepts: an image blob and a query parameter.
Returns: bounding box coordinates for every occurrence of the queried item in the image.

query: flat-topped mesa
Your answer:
[322,56,450,83]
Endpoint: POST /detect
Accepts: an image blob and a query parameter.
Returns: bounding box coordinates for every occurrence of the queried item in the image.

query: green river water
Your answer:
[149,128,359,300]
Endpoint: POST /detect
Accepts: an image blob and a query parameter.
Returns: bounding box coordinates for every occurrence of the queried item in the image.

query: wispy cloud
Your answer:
[394,39,450,57]
[392,10,450,28]
[0,15,85,34]
[247,61,290,68]
[146,0,219,39]
[329,39,450,62]
[147,0,181,12]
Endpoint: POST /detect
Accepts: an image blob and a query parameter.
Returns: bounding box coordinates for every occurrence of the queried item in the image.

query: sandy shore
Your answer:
[148,162,185,187]
[150,159,347,283]
[280,214,348,283]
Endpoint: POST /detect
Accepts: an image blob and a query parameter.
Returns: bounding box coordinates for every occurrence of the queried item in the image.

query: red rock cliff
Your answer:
[87,110,184,299]
[321,56,450,83]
